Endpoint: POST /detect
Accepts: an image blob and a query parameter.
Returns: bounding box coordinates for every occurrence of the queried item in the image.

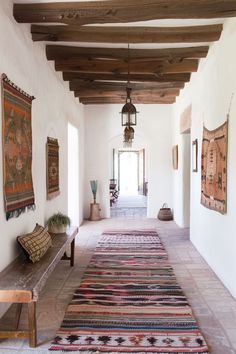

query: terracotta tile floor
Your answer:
[0,218,236,353]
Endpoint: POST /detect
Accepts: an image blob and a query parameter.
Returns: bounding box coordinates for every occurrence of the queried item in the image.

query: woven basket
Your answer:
[157,203,173,221]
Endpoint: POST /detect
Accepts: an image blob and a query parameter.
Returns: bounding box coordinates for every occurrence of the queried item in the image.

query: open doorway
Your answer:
[119,151,139,195]
[68,123,79,226]
[110,149,147,218]
[116,149,146,195]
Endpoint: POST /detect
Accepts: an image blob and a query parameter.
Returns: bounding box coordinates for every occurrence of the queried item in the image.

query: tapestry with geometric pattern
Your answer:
[46,137,60,200]
[201,121,228,214]
[2,74,35,220]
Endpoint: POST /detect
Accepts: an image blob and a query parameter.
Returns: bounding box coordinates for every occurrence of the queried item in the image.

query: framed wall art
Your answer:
[46,137,60,200]
[192,139,198,172]
[172,145,178,170]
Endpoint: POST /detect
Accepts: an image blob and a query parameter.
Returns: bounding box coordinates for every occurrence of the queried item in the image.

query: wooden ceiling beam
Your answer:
[14,1,236,25]
[63,72,191,83]
[46,45,209,61]
[79,97,176,104]
[69,80,185,91]
[69,80,183,91]
[75,88,180,98]
[13,1,231,106]
[55,58,198,74]
[31,24,222,43]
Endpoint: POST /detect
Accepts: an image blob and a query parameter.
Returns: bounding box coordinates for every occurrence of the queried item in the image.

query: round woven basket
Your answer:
[157,203,173,221]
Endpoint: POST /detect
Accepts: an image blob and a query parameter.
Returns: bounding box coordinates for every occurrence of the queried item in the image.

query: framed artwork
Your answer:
[46,137,60,200]
[172,145,178,170]
[201,121,228,214]
[2,74,35,220]
[192,139,198,172]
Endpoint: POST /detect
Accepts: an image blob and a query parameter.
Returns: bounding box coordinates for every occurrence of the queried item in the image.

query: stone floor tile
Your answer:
[0,338,24,350]
[225,328,236,349]
[207,346,236,354]
[20,349,50,353]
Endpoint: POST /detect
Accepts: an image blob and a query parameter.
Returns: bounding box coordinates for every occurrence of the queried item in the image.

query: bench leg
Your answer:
[61,238,76,266]
[70,238,75,267]
[15,303,23,330]
[28,302,37,347]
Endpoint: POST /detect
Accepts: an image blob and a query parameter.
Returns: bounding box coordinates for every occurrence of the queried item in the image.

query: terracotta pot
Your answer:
[48,224,67,234]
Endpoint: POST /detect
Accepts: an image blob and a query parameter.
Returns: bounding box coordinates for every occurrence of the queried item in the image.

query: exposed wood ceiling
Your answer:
[31,24,222,43]
[13,1,236,105]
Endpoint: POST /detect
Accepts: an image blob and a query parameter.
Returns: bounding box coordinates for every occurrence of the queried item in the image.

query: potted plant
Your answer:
[46,212,71,234]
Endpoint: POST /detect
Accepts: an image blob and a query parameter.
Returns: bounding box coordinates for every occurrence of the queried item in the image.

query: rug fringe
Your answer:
[6,204,36,220]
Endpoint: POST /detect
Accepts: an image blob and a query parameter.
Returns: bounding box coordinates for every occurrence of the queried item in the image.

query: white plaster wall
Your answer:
[172,18,236,298]
[0,1,84,274]
[84,104,173,219]
[182,134,191,227]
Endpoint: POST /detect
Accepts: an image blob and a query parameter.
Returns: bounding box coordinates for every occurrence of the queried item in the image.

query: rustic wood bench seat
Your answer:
[0,226,78,347]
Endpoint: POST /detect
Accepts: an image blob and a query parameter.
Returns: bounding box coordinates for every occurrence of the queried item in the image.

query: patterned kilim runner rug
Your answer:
[50,230,209,353]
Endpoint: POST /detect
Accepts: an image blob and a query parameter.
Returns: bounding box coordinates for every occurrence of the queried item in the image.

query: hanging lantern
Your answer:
[121,87,138,126]
[120,44,139,147]
[123,125,134,148]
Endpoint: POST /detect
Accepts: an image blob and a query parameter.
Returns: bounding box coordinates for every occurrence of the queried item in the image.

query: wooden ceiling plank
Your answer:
[56,57,195,66]
[55,58,198,74]
[77,89,180,97]
[75,88,180,98]
[31,24,222,43]
[80,101,176,105]
[80,97,176,104]
[46,45,209,61]
[63,72,191,83]
[14,1,236,25]
[69,80,185,91]
[75,86,180,94]
[69,80,183,90]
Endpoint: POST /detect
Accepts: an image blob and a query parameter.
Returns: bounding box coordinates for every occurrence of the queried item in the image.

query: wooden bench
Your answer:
[0,226,78,347]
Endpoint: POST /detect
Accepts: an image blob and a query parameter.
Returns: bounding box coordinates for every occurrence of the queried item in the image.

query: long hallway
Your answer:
[0,218,235,353]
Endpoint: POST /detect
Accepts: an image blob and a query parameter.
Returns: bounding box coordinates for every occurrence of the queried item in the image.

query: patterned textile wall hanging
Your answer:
[201,120,228,214]
[1,74,35,220]
[46,137,60,200]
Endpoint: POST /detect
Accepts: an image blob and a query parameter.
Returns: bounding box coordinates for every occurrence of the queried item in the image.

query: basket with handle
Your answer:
[157,203,173,221]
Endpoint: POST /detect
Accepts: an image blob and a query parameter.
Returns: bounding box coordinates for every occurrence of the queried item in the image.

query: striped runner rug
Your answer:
[50,229,209,353]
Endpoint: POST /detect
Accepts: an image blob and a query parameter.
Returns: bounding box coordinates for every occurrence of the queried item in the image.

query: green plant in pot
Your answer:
[46,212,71,234]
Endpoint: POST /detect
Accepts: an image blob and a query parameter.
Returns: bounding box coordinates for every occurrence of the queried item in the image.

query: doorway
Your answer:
[116,149,146,195]
[110,149,147,218]
[68,123,79,226]
[119,151,139,195]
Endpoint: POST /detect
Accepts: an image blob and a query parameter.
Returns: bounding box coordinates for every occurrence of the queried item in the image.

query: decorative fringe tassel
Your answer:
[6,204,36,221]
